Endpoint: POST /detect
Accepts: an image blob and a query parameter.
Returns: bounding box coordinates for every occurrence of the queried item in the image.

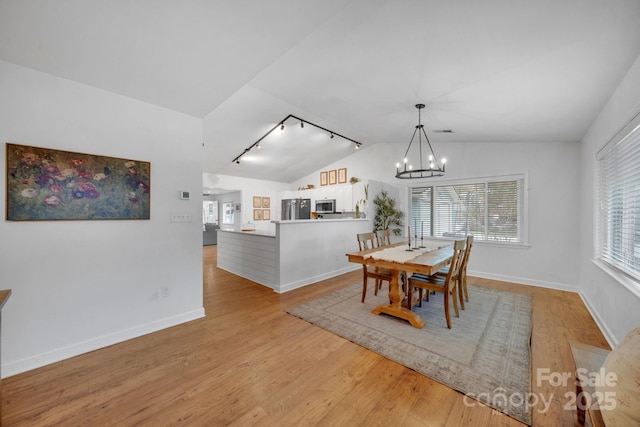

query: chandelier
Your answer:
[395,104,446,179]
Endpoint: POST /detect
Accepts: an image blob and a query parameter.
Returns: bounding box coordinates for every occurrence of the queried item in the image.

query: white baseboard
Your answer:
[468,270,619,348]
[468,269,579,293]
[2,308,205,378]
[275,265,361,293]
[577,292,618,348]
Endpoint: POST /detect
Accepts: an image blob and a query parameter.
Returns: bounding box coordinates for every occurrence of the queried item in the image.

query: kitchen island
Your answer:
[217,218,371,293]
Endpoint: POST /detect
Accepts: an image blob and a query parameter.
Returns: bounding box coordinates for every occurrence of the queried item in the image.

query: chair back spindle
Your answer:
[357,232,377,251]
[375,229,392,247]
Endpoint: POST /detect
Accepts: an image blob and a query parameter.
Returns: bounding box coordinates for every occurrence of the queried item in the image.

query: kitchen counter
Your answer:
[217,219,372,293]
[218,229,275,237]
[272,218,368,224]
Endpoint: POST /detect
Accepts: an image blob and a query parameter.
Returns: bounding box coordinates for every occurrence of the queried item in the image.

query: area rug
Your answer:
[286,283,532,425]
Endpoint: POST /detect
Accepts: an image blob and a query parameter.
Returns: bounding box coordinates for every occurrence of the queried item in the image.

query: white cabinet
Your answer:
[316,186,335,202]
[279,190,294,200]
[279,182,369,214]
[335,185,352,212]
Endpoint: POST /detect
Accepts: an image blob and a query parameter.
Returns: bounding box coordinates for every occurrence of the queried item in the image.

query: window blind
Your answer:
[411,187,432,237]
[410,176,525,243]
[598,123,640,281]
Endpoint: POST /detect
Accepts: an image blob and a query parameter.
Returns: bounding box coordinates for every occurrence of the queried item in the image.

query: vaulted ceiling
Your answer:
[2,0,640,182]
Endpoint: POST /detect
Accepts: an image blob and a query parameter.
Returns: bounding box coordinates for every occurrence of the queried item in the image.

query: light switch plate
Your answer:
[170,211,192,223]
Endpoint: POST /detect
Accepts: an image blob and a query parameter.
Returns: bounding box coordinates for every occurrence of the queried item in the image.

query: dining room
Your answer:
[1,1,640,425]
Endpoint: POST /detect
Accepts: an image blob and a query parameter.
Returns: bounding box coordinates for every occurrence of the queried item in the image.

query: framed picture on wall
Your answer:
[320,171,328,186]
[5,143,151,221]
[262,197,270,208]
[338,168,347,184]
[253,196,262,208]
[253,209,263,220]
[263,209,270,220]
[328,169,337,185]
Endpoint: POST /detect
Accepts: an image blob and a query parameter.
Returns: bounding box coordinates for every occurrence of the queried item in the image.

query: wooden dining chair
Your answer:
[435,235,474,309]
[375,229,392,247]
[357,232,393,303]
[407,238,466,329]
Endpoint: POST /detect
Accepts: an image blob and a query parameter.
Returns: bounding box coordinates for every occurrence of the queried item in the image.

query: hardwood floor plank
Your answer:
[1,245,610,426]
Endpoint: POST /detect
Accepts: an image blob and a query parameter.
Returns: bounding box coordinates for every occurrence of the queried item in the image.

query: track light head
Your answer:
[301,121,304,128]
[280,123,284,130]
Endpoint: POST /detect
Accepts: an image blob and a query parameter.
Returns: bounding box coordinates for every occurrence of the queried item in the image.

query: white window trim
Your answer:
[592,258,640,300]
[594,107,640,294]
[408,172,529,247]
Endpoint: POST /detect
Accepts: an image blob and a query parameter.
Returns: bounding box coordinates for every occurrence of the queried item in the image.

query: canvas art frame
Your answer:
[5,143,151,221]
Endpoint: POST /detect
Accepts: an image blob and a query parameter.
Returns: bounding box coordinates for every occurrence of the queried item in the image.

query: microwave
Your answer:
[315,199,336,213]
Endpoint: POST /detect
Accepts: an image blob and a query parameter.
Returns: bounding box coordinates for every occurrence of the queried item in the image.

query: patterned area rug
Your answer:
[286,283,532,425]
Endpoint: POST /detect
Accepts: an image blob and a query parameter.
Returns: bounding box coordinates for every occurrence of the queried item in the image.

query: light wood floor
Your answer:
[2,245,609,426]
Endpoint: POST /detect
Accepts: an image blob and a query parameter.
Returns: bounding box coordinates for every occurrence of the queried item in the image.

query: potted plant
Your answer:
[373,190,404,236]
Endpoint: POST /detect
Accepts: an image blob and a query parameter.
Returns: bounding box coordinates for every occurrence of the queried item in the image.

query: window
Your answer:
[202,200,218,224]
[410,175,526,243]
[222,202,235,225]
[597,120,640,283]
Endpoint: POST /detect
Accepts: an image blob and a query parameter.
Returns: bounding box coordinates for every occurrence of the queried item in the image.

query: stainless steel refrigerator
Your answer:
[281,198,311,220]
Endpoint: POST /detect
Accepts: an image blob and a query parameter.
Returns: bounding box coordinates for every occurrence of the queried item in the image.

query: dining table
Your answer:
[346,239,453,328]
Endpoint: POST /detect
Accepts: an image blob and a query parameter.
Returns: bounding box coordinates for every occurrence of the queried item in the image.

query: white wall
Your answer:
[293,140,582,291]
[0,60,204,376]
[578,53,640,345]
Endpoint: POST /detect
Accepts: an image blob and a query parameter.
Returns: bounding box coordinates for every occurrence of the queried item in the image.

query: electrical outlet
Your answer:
[161,286,169,298]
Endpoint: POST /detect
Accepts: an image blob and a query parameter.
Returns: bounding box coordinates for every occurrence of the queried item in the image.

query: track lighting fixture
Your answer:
[231,114,363,165]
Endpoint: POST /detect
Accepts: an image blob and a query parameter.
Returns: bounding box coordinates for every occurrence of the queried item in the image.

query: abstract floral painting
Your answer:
[5,143,150,220]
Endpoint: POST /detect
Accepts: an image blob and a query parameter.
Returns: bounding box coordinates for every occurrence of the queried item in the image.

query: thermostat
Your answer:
[180,190,190,200]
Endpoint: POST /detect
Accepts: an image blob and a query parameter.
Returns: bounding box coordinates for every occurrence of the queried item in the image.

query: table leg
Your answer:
[371,270,426,328]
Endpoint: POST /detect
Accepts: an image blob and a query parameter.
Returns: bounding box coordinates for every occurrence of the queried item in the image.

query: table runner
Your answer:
[366,241,447,264]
